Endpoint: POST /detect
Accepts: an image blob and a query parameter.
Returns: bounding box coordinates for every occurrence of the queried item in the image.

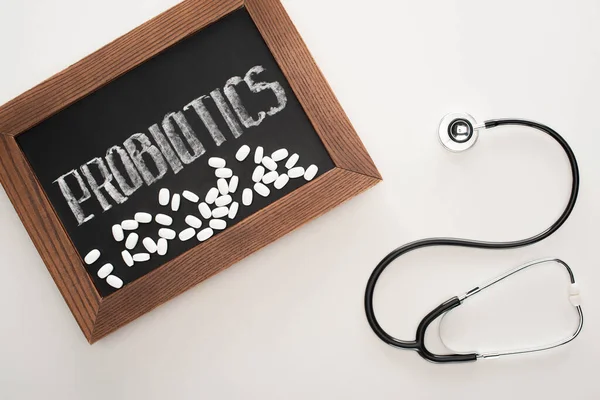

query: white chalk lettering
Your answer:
[124,133,168,185]
[162,112,205,163]
[184,96,227,146]
[211,88,244,138]
[106,146,143,196]
[245,65,287,117]
[53,169,95,225]
[80,157,128,211]
[148,124,184,174]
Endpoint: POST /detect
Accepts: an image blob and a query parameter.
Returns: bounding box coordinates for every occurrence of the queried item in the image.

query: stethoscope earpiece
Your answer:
[438,112,480,152]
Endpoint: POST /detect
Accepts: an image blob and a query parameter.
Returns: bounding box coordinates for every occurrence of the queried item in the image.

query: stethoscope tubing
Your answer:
[364,118,580,362]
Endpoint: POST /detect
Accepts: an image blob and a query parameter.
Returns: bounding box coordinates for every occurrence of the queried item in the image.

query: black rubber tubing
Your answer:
[364,119,580,362]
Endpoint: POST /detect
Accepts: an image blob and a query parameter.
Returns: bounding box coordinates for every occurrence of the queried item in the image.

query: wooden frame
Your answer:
[0,0,381,343]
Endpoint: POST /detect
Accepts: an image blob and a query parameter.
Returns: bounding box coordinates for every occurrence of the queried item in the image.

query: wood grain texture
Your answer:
[0,0,243,137]
[0,0,381,343]
[91,168,378,342]
[0,135,101,339]
[246,0,381,180]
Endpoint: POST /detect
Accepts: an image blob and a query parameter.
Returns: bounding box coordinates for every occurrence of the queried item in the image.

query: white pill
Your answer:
[274,174,290,189]
[272,148,289,162]
[242,188,253,206]
[288,167,305,179]
[97,263,113,279]
[229,175,239,193]
[212,206,229,218]
[208,157,226,168]
[182,190,200,203]
[205,187,219,204]
[215,195,232,207]
[157,238,168,256]
[262,156,277,171]
[210,219,227,230]
[185,215,202,229]
[106,275,123,289]
[285,153,299,169]
[158,188,170,206]
[125,233,139,250]
[262,171,279,184]
[197,228,214,242]
[217,178,229,195]
[179,227,196,242]
[236,145,251,161]
[133,253,150,262]
[112,224,124,242]
[215,168,233,178]
[142,237,157,254]
[198,202,212,219]
[155,213,173,226]
[171,193,181,212]
[252,165,265,182]
[122,250,134,267]
[134,212,152,223]
[228,202,239,219]
[254,146,264,164]
[304,165,319,181]
[254,182,270,197]
[121,219,139,231]
[84,249,100,265]
[159,228,176,240]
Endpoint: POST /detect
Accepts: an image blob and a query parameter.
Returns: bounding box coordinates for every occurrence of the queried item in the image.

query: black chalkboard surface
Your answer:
[18,8,334,296]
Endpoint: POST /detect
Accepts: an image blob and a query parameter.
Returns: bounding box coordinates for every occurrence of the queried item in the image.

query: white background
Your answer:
[1,0,599,398]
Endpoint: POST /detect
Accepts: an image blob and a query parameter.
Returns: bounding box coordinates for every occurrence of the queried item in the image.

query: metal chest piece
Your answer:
[438,112,481,152]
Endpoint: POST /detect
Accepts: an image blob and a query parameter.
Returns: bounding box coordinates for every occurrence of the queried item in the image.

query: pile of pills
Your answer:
[83,144,319,290]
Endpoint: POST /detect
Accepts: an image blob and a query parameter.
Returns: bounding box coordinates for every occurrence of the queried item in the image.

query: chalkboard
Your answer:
[0,0,379,342]
[17,8,334,296]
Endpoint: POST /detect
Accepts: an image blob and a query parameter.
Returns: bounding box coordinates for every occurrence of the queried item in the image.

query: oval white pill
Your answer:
[179,227,196,242]
[97,263,113,279]
[274,174,290,189]
[304,164,318,181]
[205,187,219,204]
[215,168,233,178]
[157,238,168,256]
[212,207,229,218]
[121,219,139,231]
[155,213,173,226]
[159,228,176,240]
[106,275,123,289]
[262,156,277,171]
[142,237,157,254]
[125,233,139,250]
[242,188,253,206]
[84,249,100,265]
[122,250,134,267]
[215,195,232,207]
[197,228,214,242]
[134,212,152,223]
[228,201,239,219]
[288,166,305,179]
[198,202,212,219]
[182,190,200,203]
[112,224,124,242]
[185,215,202,229]
[217,178,229,195]
[285,153,299,169]
[229,175,239,193]
[133,253,150,262]
[208,157,226,168]
[209,219,227,230]
[254,146,264,164]
[236,145,250,161]
[272,148,289,162]
[159,188,170,206]
[252,165,265,182]
[254,182,270,197]
[262,170,279,184]
[171,193,181,212]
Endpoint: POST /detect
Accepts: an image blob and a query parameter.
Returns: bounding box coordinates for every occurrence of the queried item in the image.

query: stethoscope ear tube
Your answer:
[364,116,581,363]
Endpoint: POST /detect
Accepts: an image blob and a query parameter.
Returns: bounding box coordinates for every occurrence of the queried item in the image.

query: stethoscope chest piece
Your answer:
[438,112,480,152]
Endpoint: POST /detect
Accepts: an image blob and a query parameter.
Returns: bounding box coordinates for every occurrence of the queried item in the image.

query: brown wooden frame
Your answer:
[0,0,381,343]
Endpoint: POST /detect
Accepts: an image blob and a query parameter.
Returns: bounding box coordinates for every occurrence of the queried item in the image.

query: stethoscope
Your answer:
[364,113,583,363]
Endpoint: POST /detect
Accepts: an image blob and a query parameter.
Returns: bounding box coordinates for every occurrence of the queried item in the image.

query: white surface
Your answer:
[0,0,599,398]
